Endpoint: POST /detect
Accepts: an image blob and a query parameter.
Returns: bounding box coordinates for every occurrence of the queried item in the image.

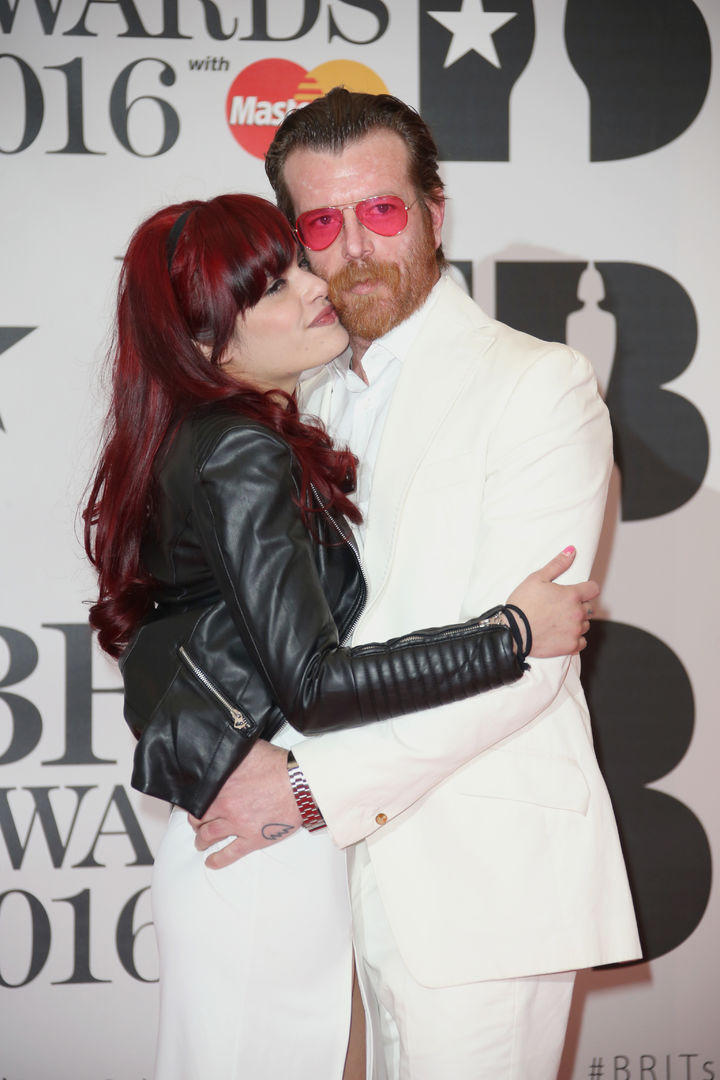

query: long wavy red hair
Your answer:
[84,193,359,658]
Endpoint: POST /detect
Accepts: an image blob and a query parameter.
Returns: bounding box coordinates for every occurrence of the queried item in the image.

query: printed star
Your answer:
[0,327,36,431]
[428,0,518,69]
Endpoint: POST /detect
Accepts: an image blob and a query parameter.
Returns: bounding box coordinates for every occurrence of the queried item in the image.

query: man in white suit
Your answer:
[192,90,640,1078]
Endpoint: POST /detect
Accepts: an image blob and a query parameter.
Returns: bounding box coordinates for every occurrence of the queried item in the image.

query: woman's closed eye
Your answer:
[264,277,286,296]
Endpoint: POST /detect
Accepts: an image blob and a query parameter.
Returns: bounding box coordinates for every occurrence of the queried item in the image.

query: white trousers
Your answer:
[350,843,576,1080]
[151,807,354,1080]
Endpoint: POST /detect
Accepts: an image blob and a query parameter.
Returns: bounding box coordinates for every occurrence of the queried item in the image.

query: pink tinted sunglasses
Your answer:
[294,194,417,251]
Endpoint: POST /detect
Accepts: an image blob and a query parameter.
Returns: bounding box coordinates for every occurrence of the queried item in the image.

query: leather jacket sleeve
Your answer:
[191,422,524,734]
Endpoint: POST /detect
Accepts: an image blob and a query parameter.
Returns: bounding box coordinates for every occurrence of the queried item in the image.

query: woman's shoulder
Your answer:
[156,405,290,489]
[187,403,292,471]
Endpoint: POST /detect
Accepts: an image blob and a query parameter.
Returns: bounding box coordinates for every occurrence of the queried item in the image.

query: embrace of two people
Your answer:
[85,88,640,1080]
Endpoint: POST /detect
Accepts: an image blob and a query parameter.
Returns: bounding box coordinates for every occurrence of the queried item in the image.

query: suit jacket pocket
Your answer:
[451,748,590,815]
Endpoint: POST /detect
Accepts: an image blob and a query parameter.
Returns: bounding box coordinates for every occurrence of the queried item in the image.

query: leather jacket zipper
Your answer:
[351,612,508,653]
[178,645,252,732]
[310,483,367,644]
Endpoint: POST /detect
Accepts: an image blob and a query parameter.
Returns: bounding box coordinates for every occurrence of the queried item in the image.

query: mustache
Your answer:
[327,259,401,301]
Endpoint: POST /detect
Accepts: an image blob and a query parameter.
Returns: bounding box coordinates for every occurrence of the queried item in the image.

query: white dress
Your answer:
[151,725,354,1080]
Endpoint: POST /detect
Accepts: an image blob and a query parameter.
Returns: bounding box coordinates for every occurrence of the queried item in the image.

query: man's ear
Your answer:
[426,189,445,250]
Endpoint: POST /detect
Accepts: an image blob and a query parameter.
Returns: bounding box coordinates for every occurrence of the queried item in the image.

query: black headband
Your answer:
[166,208,192,271]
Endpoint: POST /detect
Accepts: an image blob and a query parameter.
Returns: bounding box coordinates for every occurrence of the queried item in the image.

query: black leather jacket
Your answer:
[120,406,523,816]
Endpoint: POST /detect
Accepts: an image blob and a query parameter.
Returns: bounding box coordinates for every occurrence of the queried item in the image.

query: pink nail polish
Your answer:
[562,545,576,556]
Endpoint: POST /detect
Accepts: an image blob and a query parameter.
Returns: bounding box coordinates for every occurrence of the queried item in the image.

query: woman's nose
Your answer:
[304,269,330,300]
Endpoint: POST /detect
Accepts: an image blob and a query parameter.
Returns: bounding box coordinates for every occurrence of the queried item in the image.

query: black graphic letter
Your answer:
[419,0,535,161]
[566,0,711,161]
[582,622,711,961]
[495,260,708,520]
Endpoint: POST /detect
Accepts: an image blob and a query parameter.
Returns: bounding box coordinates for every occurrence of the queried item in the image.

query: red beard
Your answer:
[326,216,439,343]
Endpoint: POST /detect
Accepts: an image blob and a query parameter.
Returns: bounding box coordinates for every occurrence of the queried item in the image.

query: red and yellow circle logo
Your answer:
[226,59,389,159]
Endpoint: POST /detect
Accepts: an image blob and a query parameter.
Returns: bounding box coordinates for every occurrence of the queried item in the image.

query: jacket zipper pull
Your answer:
[229,707,250,731]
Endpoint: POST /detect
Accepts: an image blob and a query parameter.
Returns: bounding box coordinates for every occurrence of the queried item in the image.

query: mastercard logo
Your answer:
[226,58,389,159]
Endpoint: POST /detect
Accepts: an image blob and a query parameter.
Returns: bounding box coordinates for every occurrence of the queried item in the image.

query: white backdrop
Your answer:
[1,1,718,1077]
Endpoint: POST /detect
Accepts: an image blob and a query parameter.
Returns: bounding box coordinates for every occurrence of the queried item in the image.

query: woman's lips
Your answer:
[310,304,339,327]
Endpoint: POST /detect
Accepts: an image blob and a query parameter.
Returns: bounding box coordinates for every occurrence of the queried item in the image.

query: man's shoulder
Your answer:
[426,276,576,371]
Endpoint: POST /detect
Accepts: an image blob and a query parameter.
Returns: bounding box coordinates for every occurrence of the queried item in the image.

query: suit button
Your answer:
[375,812,388,826]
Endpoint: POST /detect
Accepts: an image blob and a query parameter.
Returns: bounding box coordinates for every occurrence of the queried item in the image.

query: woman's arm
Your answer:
[192,421,524,735]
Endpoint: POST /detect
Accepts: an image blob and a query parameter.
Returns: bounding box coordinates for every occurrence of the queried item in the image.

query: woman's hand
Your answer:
[506,546,598,658]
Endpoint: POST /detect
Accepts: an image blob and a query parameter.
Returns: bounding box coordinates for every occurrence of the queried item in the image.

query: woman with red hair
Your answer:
[84,193,595,1080]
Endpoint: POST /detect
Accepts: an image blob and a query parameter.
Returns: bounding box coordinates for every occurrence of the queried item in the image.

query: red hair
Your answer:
[84,194,359,658]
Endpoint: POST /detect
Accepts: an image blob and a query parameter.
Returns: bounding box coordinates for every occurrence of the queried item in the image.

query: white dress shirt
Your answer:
[321,278,443,549]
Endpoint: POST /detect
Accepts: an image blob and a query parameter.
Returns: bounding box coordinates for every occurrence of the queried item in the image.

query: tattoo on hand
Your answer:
[261,822,295,841]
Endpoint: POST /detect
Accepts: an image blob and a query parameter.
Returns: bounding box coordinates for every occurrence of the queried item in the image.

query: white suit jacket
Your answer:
[294,275,641,987]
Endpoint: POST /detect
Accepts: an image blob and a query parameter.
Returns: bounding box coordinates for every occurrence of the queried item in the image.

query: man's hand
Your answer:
[187,740,302,869]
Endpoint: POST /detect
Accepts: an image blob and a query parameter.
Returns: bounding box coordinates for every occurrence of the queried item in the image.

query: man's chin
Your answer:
[335,294,402,342]
[328,229,439,343]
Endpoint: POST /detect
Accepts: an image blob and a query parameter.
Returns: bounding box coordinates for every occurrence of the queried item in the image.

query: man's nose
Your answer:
[340,207,373,261]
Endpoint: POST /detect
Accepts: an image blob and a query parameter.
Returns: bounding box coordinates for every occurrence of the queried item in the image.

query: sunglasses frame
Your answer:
[294,194,417,251]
